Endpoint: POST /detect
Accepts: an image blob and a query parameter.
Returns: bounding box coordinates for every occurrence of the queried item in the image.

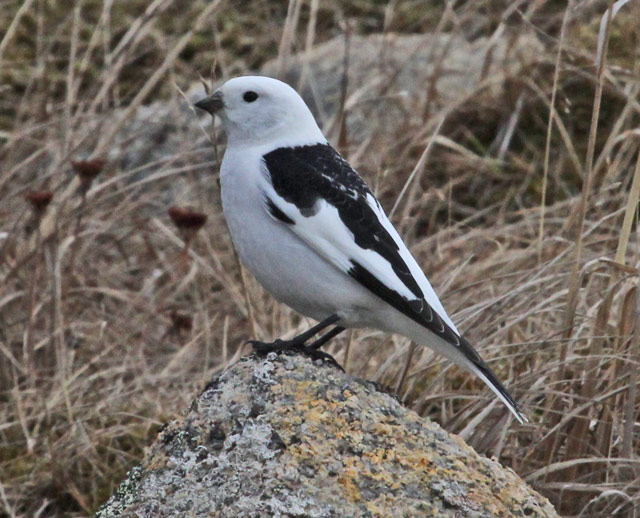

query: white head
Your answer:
[195,76,326,149]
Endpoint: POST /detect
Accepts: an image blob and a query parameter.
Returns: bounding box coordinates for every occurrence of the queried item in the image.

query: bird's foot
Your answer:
[248,338,344,371]
[299,345,344,372]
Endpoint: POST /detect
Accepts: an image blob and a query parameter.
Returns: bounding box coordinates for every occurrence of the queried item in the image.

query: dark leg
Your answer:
[288,314,341,346]
[307,326,345,350]
[249,315,345,370]
[248,314,340,353]
[302,326,346,371]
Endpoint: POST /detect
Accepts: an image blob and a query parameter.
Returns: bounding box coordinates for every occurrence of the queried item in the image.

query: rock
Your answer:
[97,352,557,518]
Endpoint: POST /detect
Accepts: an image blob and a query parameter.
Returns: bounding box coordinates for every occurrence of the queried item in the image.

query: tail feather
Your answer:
[465,355,528,424]
[453,333,527,423]
[409,323,527,423]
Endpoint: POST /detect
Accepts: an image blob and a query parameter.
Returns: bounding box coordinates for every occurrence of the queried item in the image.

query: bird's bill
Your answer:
[194,90,224,115]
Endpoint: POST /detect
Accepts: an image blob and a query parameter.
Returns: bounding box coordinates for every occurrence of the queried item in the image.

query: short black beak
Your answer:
[194,91,224,115]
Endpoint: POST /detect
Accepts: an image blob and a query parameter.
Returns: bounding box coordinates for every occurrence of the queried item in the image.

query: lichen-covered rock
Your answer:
[97,353,557,518]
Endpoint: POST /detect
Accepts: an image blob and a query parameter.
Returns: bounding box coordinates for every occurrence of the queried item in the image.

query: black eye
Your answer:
[243,91,258,103]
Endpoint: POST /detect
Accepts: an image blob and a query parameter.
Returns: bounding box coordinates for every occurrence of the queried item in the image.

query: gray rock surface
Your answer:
[97,352,557,518]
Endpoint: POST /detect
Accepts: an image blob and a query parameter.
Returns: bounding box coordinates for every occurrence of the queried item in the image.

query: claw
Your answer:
[301,346,345,372]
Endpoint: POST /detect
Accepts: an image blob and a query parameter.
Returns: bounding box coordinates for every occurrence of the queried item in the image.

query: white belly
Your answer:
[219,152,379,326]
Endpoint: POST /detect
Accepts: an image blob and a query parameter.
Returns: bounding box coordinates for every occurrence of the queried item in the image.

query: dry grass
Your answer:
[1,1,640,517]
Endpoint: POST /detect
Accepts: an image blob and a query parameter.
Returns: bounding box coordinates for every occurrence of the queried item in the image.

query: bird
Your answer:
[194,75,526,423]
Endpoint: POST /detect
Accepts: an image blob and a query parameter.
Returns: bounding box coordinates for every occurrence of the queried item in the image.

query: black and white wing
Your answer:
[260,143,461,330]
[258,143,525,422]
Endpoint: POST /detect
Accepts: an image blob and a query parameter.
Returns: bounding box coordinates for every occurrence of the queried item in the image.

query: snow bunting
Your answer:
[195,76,526,423]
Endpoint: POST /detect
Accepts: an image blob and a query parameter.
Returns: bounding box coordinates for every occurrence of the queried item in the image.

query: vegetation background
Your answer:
[1,0,639,516]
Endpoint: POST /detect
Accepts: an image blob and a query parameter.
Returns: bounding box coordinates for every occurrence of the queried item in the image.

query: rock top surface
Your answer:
[97,352,557,518]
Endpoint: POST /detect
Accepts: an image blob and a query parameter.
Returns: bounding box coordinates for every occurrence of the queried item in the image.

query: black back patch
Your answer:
[263,143,423,299]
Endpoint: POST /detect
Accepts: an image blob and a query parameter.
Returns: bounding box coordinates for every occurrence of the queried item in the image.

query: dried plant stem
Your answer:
[546,0,614,474]
[24,226,42,382]
[561,1,613,345]
[87,0,174,114]
[178,242,191,272]
[623,359,638,461]
[563,288,613,482]
[0,480,16,518]
[538,1,571,262]
[0,0,37,63]
[297,0,319,92]
[390,115,446,220]
[68,193,87,274]
[343,329,354,372]
[234,249,259,341]
[72,0,114,101]
[615,148,640,265]
[395,342,417,398]
[93,0,222,157]
[618,150,640,467]
[276,0,303,76]
[63,1,82,156]
[526,79,583,177]
[622,282,639,459]
[49,229,69,386]
[222,315,230,368]
[337,21,351,152]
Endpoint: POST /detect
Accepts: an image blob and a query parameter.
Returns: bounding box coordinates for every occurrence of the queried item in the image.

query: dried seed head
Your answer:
[72,159,106,190]
[25,190,53,214]
[168,206,207,231]
[170,311,193,333]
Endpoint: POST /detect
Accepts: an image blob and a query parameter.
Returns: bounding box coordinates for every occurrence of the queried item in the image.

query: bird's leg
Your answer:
[249,314,340,353]
[249,315,345,369]
[300,326,346,371]
[306,326,345,350]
